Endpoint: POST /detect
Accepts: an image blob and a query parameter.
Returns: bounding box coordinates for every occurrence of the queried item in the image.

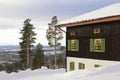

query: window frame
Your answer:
[78,63,85,69]
[93,28,101,34]
[68,39,79,51]
[90,38,105,52]
[94,64,102,68]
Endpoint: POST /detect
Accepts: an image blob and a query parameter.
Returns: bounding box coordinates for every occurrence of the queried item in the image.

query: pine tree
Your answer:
[0,64,4,71]
[57,54,63,68]
[19,19,36,69]
[46,16,63,68]
[32,43,44,70]
[6,64,14,73]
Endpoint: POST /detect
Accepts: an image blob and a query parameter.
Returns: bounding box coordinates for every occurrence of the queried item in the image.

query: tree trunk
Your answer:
[27,36,30,68]
[54,36,57,69]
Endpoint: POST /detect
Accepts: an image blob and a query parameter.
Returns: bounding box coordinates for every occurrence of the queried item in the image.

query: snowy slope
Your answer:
[0,64,120,80]
[58,3,120,25]
[0,67,65,80]
[52,64,120,80]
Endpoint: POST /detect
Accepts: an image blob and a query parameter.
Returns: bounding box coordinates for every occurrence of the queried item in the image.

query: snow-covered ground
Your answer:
[0,67,65,80]
[0,64,120,80]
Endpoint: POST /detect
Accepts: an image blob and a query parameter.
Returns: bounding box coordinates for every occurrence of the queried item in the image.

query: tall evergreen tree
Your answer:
[0,64,4,71]
[32,43,44,70]
[57,54,63,68]
[46,16,63,68]
[19,19,36,69]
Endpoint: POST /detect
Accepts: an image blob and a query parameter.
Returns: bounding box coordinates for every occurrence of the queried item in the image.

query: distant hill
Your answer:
[0,45,62,51]
[0,45,20,51]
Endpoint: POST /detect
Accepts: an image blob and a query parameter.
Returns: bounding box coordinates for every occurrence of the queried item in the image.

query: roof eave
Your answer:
[56,15,120,28]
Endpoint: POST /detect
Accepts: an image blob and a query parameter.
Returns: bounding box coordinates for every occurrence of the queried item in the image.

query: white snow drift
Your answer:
[0,64,120,80]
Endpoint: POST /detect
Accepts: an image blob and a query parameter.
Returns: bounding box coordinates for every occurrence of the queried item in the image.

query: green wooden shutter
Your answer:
[76,40,79,51]
[79,63,82,69]
[70,62,74,71]
[90,39,94,52]
[68,40,71,51]
[101,39,105,52]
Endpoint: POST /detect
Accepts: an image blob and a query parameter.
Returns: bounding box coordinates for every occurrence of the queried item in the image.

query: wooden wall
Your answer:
[66,20,120,61]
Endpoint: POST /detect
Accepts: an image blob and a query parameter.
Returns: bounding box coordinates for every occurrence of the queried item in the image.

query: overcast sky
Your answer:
[0,0,120,46]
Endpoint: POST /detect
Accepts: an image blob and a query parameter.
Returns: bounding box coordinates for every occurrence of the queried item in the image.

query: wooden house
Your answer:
[56,3,120,71]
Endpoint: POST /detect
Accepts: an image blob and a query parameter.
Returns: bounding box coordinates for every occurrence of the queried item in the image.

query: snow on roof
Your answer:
[58,3,120,25]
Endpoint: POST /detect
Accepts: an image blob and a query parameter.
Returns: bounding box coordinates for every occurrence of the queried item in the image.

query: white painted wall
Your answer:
[67,57,120,71]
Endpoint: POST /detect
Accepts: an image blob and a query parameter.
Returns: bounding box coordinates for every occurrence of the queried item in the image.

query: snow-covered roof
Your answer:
[58,3,120,26]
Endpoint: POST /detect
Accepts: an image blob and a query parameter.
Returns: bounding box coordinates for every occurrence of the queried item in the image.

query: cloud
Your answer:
[0,0,119,45]
[0,29,20,45]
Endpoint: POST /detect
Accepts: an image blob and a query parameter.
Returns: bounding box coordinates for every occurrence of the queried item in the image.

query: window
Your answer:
[93,28,101,34]
[68,39,79,51]
[70,62,75,71]
[90,38,105,52]
[78,63,85,69]
[94,64,102,68]
[94,39,102,52]
[70,31,75,36]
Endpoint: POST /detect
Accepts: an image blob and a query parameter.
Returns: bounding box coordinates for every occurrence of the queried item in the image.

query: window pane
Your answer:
[93,28,101,34]
[71,40,79,51]
[94,39,102,52]
[94,64,102,68]
[71,40,76,50]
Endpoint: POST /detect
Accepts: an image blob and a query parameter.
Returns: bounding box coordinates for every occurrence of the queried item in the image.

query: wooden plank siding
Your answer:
[66,20,120,61]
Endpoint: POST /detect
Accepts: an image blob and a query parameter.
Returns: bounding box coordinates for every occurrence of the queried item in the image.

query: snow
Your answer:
[0,64,120,80]
[58,3,120,25]
[52,64,120,80]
